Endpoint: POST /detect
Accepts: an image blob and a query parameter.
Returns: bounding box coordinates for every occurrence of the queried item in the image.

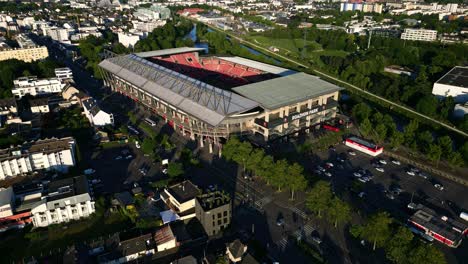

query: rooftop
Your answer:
[196,191,231,211]
[0,137,75,162]
[135,47,206,58]
[154,225,175,245]
[166,180,200,204]
[409,206,468,243]
[233,72,343,110]
[46,175,89,202]
[228,239,246,259]
[436,66,468,88]
[0,187,13,207]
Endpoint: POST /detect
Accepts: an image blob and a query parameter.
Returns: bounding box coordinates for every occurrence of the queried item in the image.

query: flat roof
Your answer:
[233,72,343,110]
[135,47,206,58]
[166,181,200,204]
[436,66,468,88]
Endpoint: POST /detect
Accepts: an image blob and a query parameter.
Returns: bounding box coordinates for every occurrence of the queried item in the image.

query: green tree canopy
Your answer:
[306,181,333,217]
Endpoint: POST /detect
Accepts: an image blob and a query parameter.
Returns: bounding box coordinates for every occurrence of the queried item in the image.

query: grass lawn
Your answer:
[247,35,322,55]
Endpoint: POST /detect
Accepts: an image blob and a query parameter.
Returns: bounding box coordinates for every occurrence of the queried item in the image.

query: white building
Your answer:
[432,66,468,103]
[13,77,65,98]
[0,137,76,180]
[82,98,114,127]
[55,67,73,81]
[46,28,70,43]
[0,187,14,219]
[401,28,438,42]
[30,175,95,227]
[160,181,200,221]
[118,32,143,48]
[29,97,50,113]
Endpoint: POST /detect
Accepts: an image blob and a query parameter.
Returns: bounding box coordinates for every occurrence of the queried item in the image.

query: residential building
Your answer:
[154,225,177,252]
[195,191,231,236]
[0,137,76,180]
[47,28,70,43]
[29,97,50,113]
[401,28,438,42]
[134,4,171,21]
[226,239,247,263]
[161,180,200,221]
[82,98,114,127]
[98,233,155,264]
[432,66,468,103]
[31,175,95,227]
[118,32,143,48]
[0,187,32,232]
[55,67,73,81]
[13,76,65,98]
[0,46,48,62]
[0,98,21,127]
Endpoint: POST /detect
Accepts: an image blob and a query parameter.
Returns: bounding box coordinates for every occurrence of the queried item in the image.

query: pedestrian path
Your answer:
[293,224,315,239]
[276,237,288,251]
[290,206,308,219]
[255,196,272,208]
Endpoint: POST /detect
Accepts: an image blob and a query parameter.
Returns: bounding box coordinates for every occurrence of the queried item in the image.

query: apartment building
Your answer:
[55,67,73,81]
[13,76,65,98]
[401,28,438,42]
[195,191,231,236]
[161,181,200,221]
[30,175,95,227]
[0,46,48,62]
[0,98,21,127]
[0,137,76,180]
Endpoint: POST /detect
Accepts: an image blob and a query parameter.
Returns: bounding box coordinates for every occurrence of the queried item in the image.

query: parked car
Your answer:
[434,183,444,191]
[324,172,332,177]
[311,231,322,244]
[378,159,387,165]
[83,168,96,175]
[125,155,133,160]
[375,167,385,172]
[328,145,336,151]
[276,214,285,226]
[325,162,334,168]
[348,150,356,156]
[406,170,416,176]
[115,155,122,160]
[353,171,363,178]
[135,141,141,149]
[391,158,401,165]
[417,172,429,179]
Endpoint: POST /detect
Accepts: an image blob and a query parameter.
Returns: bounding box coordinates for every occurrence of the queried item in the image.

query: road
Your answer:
[196,20,468,138]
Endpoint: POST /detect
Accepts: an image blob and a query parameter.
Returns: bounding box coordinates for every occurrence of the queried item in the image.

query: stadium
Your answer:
[99,47,343,150]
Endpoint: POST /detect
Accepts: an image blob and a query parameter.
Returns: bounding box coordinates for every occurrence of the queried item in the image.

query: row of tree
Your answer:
[352,102,467,166]
[222,137,307,200]
[351,212,446,264]
[305,181,351,227]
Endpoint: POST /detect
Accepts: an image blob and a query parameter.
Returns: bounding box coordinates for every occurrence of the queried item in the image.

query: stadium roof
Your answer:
[135,47,206,58]
[99,53,259,127]
[233,72,343,110]
[435,66,468,88]
[217,56,296,76]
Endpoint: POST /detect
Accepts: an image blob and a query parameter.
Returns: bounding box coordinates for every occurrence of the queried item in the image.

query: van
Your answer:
[144,118,157,127]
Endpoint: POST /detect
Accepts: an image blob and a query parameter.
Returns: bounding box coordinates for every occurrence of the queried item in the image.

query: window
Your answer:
[224,218,228,224]
[217,213,221,218]
[217,220,221,225]
[212,221,215,226]
[223,211,227,217]
[212,215,215,220]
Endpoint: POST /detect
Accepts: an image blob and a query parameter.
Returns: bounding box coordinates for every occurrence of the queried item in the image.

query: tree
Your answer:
[245,148,265,177]
[141,138,156,156]
[167,162,184,178]
[222,136,241,162]
[360,118,373,138]
[447,152,464,167]
[288,162,307,200]
[258,155,275,185]
[404,120,419,147]
[374,123,387,143]
[386,226,414,264]
[408,244,447,264]
[437,135,453,156]
[427,144,442,167]
[306,181,333,218]
[417,130,433,153]
[327,197,351,227]
[271,159,288,192]
[352,103,372,123]
[232,141,253,174]
[351,212,393,250]
[389,131,404,149]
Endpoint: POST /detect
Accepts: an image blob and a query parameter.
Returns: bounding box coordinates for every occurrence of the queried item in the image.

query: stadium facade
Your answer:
[99,47,342,149]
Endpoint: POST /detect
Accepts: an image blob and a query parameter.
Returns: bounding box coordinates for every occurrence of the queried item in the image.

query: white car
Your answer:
[353,172,362,178]
[378,159,387,165]
[434,184,444,191]
[348,150,356,156]
[325,162,334,168]
[125,155,133,160]
[358,177,367,183]
[324,172,332,177]
[115,155,123,160]
[162,168,168,174]
[135,141,141,149]
[406,170,415,176]
[391,159,401,165]
[358,192,366,198]
[375,167,385,172]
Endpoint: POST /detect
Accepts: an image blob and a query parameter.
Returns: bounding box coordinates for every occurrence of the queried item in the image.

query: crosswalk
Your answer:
[254,196,272,208]
[293,224,315,239]
[290,206,308,219]
[276,237,288,251]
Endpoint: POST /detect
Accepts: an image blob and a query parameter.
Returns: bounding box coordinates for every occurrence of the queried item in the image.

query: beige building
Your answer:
[401,28,438,42]
[0,46,48,62]
[195,191,231,236]
[161,180,200,221]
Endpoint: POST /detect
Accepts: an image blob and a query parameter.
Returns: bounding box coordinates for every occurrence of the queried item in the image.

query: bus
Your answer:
[344,136,383,156]
[144,117,157,127]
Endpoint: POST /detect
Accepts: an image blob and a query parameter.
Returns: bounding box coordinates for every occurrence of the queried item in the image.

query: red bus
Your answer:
[323,124,340,132]
[345,136,383,156]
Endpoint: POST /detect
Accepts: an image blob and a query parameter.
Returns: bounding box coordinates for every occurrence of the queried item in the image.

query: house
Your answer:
[226,239,247,263]
[195,191,231,236]
[161,181,200,222]
[82,98,114,127]
[154,225,177,252]
[112,191,135,209]
[0,98,21,127]
[13,76,65,98]
[30,175,95,227]
[98,233,155,264]
[61,85,90,106]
